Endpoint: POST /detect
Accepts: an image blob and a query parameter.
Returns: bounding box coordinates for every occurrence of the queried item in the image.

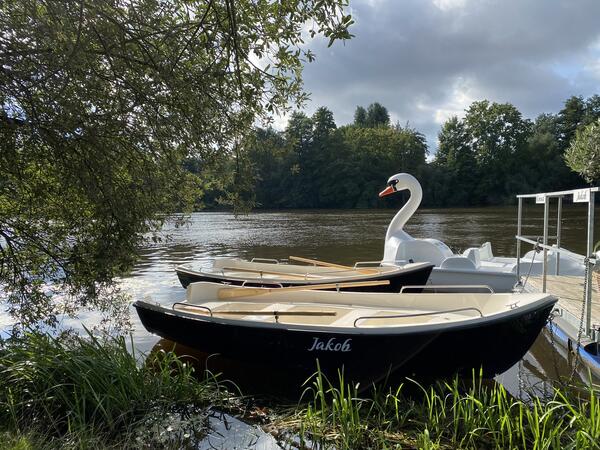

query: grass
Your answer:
[276,369,600,449]
[1,331,599,449]
[0,330,230,449]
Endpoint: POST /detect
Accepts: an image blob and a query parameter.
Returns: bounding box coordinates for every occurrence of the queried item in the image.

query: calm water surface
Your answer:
[3,206,598,397]
[118,205,599,397]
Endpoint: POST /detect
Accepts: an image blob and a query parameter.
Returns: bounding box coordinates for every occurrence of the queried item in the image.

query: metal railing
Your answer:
[241,280,284,287]
[353,307,484,327]
[400,284,495,293]
[173,303,213,316]
[250,258,280,264]
[353,261,384,268]
[515,187,598,336]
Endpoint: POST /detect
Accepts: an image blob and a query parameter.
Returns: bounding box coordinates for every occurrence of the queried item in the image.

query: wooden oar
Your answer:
[217,279,389,300]
[220,266,323,279]
[289,256,378,274]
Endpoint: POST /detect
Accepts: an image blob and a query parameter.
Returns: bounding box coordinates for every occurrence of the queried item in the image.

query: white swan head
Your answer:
[379,173,422,199]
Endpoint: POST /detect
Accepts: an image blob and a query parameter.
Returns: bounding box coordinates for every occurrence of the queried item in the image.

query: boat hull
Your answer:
[176,264,434,292]
[134,301,554,383]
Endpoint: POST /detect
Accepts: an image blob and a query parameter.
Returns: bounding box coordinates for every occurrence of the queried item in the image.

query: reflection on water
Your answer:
[119,207,600,398]
[2,207,598,396]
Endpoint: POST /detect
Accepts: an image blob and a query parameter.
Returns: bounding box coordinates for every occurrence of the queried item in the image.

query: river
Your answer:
[3,205,599,398]
[118,205,599,397]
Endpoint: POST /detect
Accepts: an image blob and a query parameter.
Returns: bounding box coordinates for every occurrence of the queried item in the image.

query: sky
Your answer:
[278,0,600,153]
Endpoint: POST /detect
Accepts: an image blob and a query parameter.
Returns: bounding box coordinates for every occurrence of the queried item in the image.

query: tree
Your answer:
[312,107,337,142]
[584,95,600,125]
[463,100,531,203]
[340,124,427,207]
[558,96,586,147]
[0,0,353,329]
[565,119,600,183]
[286,112,314,155]
[518,113,582,192]
[354,106,367,126]
[366,102,390,127]
[434,116,478,205]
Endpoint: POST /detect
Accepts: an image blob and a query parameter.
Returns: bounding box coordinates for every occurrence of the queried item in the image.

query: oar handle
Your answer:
[220,266,322,279]
[289,256,378,274]
[289,255,351,269]
[217,279,390,300]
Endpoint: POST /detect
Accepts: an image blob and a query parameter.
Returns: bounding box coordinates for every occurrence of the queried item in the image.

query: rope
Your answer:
[547,310,562,388]
[568,256,590,383]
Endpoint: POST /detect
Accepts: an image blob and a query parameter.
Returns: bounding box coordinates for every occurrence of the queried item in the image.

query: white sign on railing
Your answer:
[535,194,545,204]
[573,188,591,203]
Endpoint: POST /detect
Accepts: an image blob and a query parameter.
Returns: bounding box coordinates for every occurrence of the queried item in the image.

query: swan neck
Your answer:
[385,184,422,240]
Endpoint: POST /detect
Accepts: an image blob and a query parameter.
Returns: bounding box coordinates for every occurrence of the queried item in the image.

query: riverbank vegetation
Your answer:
[280,370,600,449]
[0,331,232,449]
[0,0,352,329]
[198,95,600,210]
[1,332,599,449]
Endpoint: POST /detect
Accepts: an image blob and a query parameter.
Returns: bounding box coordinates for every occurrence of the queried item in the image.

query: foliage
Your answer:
[353,105,367,127]
[0,0,353,328]
[429,97,598,206]
[365,102,391,127]
[1,332,599,449]
[353,102,390,127]
[558,95,600,147]
[243,106,428,209]
[233,95,599,210]
[0,330,229,448]
[431,116,477,205]
[565,119,600,183]
[278,369,600,449]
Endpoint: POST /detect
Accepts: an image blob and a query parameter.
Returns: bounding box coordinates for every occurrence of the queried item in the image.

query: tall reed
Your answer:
[287,369,600,449]
[0,330,226,447]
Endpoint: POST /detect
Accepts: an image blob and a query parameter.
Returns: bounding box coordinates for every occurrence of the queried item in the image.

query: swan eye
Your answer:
[388,179,399,191]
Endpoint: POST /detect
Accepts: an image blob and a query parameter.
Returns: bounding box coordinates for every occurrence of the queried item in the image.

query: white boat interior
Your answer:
[184,257,430,282]
[379,173,586,292]
[170,282,556,332]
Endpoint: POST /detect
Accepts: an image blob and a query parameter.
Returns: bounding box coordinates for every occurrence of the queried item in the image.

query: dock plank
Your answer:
[524,275,600,328]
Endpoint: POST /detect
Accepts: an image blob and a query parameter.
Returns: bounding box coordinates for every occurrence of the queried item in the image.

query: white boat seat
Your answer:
[439,256,477,271]
[463,248,481,268]
[479,242,494,260]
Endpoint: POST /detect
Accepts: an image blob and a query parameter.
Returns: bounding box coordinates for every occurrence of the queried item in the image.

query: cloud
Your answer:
[290,0,600,152]
[432,0,468,12]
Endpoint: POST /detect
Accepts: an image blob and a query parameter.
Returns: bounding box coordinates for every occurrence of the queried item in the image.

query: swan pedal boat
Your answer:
[379,173,587,292]
[175,258,434,292]
[134,281,557,381]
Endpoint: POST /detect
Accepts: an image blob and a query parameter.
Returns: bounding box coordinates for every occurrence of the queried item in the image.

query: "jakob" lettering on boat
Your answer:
[308,337,352,352]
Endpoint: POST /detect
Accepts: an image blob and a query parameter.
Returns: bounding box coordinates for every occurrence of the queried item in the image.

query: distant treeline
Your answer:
[194,95,600,210]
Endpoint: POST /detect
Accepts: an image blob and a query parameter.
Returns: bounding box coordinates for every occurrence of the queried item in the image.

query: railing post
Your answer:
[585,190,595,336]
[543,195,549,293]
[516,197,522,279]
[556,196,562,275]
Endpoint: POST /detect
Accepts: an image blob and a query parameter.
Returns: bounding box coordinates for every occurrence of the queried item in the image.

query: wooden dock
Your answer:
[523,275,600,376]
[524,275,600,327]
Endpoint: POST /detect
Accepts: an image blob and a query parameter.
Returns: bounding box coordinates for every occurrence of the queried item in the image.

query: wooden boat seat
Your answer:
[200,302,343,325]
